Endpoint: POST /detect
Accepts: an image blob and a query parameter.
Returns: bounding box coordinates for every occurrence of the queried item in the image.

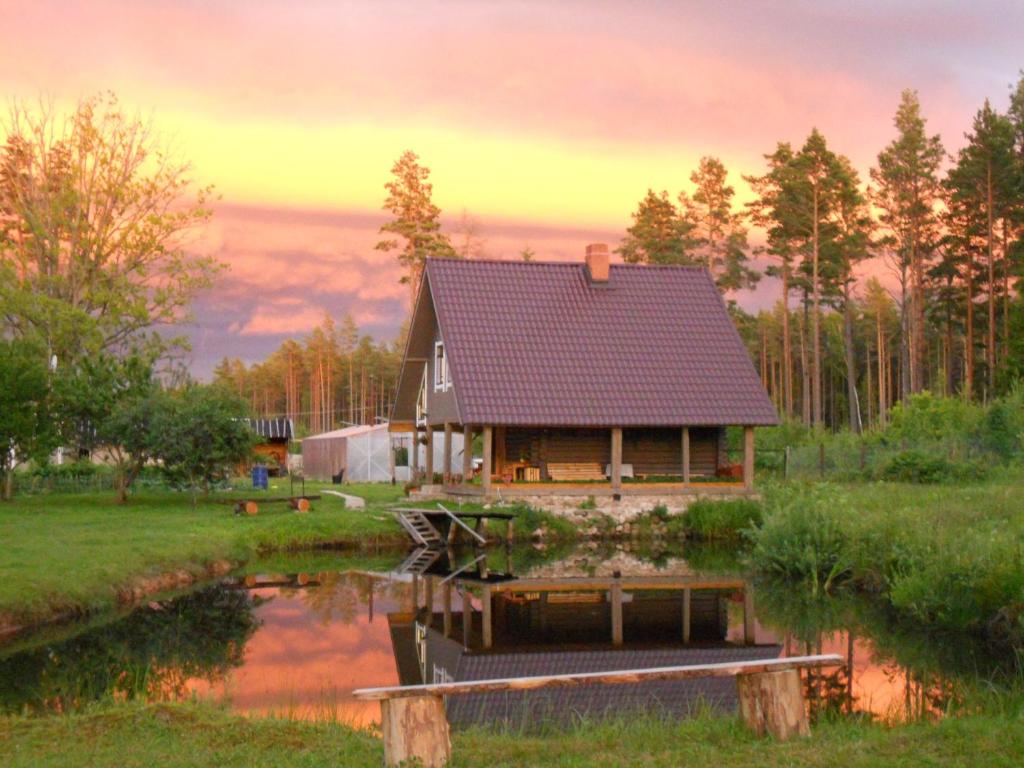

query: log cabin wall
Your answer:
[502,428,611,479]
[500,426,725,478]
[621,427,721,477]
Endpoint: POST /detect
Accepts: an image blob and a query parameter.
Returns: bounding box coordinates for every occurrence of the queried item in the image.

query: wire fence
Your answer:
[758,438,993,482]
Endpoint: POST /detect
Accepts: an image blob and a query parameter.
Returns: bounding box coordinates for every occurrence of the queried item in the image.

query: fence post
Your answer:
[783,446,790,480]
[818,443,825,479]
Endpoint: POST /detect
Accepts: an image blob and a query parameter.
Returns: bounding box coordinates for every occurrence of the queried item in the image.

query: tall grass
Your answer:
[749,475,1024,655]
[683,498,763,541]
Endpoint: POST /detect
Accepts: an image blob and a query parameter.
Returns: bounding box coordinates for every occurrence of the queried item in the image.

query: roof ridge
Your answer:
[426,258,711,271]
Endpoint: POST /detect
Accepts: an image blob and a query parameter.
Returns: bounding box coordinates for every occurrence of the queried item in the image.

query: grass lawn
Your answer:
[2,700,1023,768]
[0,482,406,628]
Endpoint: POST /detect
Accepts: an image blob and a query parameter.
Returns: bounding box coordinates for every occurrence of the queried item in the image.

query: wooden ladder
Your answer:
[399,546,443,575]
[395,509,443,546]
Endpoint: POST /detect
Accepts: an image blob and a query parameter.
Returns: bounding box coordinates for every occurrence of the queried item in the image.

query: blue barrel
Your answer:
[251,465,269,490]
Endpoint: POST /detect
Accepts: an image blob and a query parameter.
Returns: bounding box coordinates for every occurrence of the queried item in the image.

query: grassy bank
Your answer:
[0,484,405,629]
[2,700,1023,767]
[750,467,1024,652]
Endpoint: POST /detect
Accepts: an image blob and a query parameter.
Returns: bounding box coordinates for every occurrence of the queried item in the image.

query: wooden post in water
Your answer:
[682,588,691,643]
[482,585,493,649]
[380,695,451,768]
[442,582,452,637]
[736,668,809,740]
[610,582,623,645]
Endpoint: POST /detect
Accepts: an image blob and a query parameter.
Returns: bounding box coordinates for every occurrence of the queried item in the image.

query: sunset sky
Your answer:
[2,0,1022,376]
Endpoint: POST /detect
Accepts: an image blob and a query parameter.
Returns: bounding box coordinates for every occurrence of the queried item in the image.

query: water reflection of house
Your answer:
[388,567,782,728]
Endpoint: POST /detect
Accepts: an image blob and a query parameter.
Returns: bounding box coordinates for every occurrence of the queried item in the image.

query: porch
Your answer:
[409,424,758,499]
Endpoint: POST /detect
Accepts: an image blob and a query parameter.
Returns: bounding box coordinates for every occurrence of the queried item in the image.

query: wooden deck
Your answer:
[444,481,752,498]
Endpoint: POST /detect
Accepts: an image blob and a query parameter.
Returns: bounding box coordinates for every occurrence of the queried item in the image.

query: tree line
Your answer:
[210,314,404,435]
[376,78,1024,433]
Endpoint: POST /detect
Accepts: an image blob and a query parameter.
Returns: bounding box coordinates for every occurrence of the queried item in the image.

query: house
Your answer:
[301,423,466,483]
[389,244,777,498]
[242,418,294,475]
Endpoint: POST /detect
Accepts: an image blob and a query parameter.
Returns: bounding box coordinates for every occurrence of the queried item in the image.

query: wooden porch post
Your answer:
[610,427,623,492]
[743,425,755,490]
[481,426,493,496]
[443,423,453,485]
[424,427,434,483]
[743,583,756,645]
[410,428,420,482]
[681,427,691,485]
[461,425,474,485]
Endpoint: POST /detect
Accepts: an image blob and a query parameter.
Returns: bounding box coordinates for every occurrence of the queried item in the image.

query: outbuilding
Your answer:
[302,423,466,483]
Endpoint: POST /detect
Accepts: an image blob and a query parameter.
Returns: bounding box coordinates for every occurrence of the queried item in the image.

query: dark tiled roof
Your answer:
[426,259,777,426]
[242,418,294,440]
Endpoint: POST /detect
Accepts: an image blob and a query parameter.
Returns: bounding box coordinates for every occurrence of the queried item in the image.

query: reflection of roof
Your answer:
[243,418,294,440]
[425,258,778,427]
[428,637,783,728]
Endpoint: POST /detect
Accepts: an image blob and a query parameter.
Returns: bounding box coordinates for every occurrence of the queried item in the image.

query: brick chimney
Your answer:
[585,243,610,283]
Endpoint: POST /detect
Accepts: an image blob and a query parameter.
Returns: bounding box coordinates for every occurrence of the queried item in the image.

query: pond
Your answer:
[0,543,1011,727]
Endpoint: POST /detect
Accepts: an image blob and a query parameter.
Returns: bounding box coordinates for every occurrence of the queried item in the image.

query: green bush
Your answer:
[683,498,762,540]
[878,450,986,484]
[887,534,1024,650]
[748,485,852,596]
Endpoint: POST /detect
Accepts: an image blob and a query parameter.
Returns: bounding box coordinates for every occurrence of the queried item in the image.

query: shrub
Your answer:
[748,485,852,596]
[578,495,597,511]
[887,535,1024,650]
[683,498,762,540]
[878,450,986,484]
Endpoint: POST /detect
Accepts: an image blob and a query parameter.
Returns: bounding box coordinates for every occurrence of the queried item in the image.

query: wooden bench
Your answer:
[354,654,843,767]
[546,461,606,481]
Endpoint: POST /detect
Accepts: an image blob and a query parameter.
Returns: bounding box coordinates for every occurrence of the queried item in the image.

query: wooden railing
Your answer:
[353,654,843,767]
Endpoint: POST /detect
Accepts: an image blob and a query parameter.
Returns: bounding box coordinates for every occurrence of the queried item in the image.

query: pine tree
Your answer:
[682,156,759,292]
[375,151,457,309]
[870,90,945,397]
[617,189,697,265]
[945,101,1016,397]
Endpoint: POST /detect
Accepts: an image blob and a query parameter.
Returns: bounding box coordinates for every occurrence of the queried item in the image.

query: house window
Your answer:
[434,341,449,391]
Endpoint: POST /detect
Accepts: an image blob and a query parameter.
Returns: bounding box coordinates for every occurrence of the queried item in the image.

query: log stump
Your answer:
[244,501,259,516]
[290,497,311,513]
[737,668,809,740]
[380,694,450,768]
